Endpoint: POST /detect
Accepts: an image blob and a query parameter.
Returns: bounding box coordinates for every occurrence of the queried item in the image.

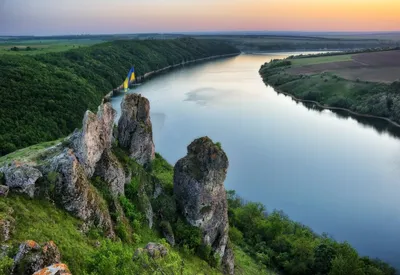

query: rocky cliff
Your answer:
[118,94,155,166]
[174,137,234,274]
[0,94,236,274]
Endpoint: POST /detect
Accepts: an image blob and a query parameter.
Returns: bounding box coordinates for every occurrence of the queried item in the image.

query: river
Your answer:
[111,53,400,268]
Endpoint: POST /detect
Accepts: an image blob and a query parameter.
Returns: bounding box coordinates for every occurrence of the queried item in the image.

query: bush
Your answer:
[0,256,13,275]
[173,218,201,250]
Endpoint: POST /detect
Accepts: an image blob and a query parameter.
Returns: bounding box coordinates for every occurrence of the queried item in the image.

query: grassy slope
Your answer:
[290,54,352,66]
[0,38,240,156]
[259,53,400,124]
[0,39,104,55]
[0,150,268,275]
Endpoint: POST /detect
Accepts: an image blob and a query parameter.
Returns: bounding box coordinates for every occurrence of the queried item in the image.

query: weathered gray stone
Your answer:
[134,242,168,260]
[33,263,71,275]
[48,150,114,236]
[138,185,153,229]
[72,103,116,177]
[0,218,14,243]
[94,149,125,197]
[118,94,155,165]
[174,137,234,274]
[160,221,175,246]
[12,240,61,275]
[0,185,9,197]
[1,163,42,198]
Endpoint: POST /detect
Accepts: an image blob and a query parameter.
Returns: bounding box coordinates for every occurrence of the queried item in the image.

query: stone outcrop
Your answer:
[0,203,14,242]
[174,137,234,274]
[12,240,61,275]
[93,149,125,197]
[118,94,155,165]
[0,185,9,197]
[134,242,168,260]
[160,221,175,246]
[0,163,42,198]
[72,103,116,178]
[33,263,71,275]
[48,149,114,236]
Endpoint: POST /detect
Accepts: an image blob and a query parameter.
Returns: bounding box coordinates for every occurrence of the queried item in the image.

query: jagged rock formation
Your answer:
[47,149,114,235]
[93,149,125,197]
[174,137,234,274]
[33,263,71,275]
[12,240,61,275]
[118,94,155,165]
[0,163,42,198]
[72,103,116,178]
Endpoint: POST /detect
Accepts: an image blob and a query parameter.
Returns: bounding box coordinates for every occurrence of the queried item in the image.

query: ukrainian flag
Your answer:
[123,67,135,92]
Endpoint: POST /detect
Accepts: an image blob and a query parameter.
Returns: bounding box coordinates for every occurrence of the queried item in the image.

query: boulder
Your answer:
[93,149,125,197]
[1,162,42,198]
[0,185,9,197]
[134,242,168,260]
[174,137,234,274]
[33,263,71,275]
[48,149,114,236]
[118,94,155,165]
[72,103,116,177]
[12,240,61,275]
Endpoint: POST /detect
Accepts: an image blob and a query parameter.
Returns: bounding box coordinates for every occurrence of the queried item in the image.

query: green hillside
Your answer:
[0,38,239,156]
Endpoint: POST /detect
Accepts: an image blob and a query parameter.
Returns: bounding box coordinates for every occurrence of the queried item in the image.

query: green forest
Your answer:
[0,38,239,156]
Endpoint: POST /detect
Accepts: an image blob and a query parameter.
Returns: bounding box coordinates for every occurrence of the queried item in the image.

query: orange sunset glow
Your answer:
[1,0,400,35]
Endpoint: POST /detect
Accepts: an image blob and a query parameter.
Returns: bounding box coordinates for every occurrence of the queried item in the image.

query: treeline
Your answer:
[227,191,396,275]
[0,38,239,156]
[286,47,400,59]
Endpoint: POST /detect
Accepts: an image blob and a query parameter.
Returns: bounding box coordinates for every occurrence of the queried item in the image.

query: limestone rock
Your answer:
[160,221,175,246]
[48,150,114,236]
[1,162,42,198]
[0,218,14,243]
[138,185,153,229]
[33,263,71,275]
[174,137,234,274]
[118,94,155,165]
[134,243,168,260]
[12,240,61,275]
[0,185,9,197]
[72,103,116,177]
[0,204,14,242]
[222,245,235,275]
[94,149,125,197]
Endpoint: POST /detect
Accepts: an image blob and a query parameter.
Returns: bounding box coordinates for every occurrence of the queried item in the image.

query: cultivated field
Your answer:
[288,50,400,83]
[0,38,104,55]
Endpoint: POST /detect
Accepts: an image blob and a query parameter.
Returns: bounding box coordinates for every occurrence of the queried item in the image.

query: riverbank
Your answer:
[103,52,239,102]
[259,51,400,129]
[0,38,240,156]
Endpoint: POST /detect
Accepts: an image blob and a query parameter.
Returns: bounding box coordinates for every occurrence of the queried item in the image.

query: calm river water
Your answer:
[111,53,400,268]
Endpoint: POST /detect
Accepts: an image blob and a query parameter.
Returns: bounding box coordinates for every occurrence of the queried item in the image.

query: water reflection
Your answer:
[278,92,400,139]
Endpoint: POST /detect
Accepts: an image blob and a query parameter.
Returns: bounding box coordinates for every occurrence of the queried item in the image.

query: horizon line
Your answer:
[2,30,400,38]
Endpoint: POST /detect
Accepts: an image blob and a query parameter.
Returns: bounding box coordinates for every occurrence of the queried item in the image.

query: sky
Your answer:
[1,0,400,35]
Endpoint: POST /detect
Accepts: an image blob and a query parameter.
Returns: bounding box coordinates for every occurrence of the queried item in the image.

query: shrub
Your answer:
[0,256,13,275]
[173,218,201,250]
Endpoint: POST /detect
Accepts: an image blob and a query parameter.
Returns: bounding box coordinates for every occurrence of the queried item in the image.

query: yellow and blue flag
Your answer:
[124,67,135,92]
